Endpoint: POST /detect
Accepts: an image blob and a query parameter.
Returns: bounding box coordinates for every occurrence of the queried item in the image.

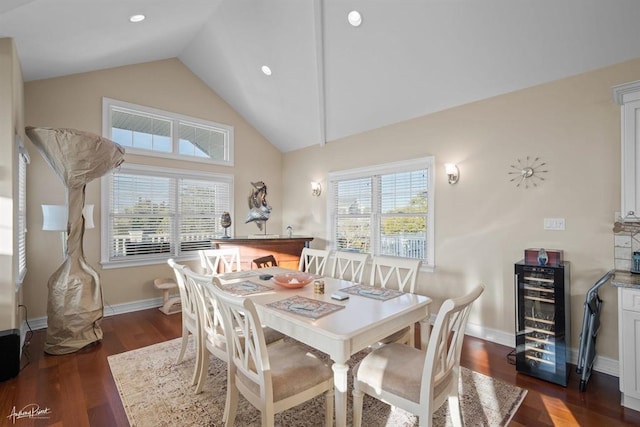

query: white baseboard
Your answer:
[428,314,619,378]
[25,296,165,331]
[26,298,620,378]
[464,319,619,377]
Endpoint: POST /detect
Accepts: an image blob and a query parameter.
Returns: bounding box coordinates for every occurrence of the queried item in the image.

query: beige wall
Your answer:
[283,58,640,360]
[23,59,282,318]
[20,53,640,362]
[0,38,24,332]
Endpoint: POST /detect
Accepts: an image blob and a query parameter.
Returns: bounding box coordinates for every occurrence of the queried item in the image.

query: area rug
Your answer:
[108,338,526,426]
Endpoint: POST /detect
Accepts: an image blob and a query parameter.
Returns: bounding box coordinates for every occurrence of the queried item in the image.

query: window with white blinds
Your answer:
[102,163,233,266]
[103,98,234,166]
[17,136,29,285]
[327,157,434,268]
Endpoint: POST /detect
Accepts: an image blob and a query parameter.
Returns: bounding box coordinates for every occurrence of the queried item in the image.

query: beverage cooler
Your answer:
[515,261,571,386]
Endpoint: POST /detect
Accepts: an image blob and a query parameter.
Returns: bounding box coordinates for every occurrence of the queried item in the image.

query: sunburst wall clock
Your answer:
[508,156,548,188]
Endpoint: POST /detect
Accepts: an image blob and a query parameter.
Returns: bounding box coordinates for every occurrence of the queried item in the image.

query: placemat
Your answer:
[340,284,404,301]
[220,281,272,296]
[267,296,345,319]
[218,270,261,280]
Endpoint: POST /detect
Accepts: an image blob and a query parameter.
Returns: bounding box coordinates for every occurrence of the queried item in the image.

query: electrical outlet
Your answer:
[544,218,565,230]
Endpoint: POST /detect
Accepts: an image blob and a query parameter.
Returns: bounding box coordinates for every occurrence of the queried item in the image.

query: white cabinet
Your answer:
[618,287,640,411]
[613,80,640,219]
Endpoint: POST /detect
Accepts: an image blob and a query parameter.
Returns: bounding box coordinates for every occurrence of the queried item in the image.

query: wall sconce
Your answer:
[445,163,459,185]
[311,181,322,197]
[42,204,95,256]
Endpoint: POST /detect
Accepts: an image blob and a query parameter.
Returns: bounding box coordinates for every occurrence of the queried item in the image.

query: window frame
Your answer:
[102,97,234,166]
[327,157,435,271]
[100,163,234,269]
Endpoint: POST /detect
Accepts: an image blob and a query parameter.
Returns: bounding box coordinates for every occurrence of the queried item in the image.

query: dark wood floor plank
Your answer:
[1,307,639,426]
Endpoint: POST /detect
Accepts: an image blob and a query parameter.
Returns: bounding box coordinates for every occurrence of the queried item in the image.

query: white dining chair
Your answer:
[181,268,285,396]
[199,248,242,275]
[369,255,422,347]
[298,247,330,275]
[167,259,203,389]
[330,251,369,283]
[207,279,335,427]
[352,284,485,427]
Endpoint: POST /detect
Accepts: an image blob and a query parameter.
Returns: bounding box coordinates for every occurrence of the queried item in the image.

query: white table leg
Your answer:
[419,308,431,350]
[332,361,349,427]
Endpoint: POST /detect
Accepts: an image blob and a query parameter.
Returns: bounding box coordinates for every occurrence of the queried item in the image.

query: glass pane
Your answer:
[336,177,372,215]
[179,178,230,252]
[111,109,171,153]
[380,170,427,260]
[380,170,427,214]
[380,216,426,259]
[111,174,173,259]
[336,217,370,253]
[179,122,227,161]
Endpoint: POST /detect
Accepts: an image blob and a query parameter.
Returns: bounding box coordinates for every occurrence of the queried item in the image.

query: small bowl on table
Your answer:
[272,272,314,289]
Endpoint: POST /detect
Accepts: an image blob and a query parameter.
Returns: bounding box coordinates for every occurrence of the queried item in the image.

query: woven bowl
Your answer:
[272,272,314,289]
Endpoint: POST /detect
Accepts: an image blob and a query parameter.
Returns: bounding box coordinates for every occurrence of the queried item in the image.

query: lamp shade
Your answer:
[83,204,95,229]
[42,205,67,231]
[42,204,95,231]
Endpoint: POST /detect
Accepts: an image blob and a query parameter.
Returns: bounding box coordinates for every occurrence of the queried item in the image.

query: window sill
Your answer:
[100,254,199,269]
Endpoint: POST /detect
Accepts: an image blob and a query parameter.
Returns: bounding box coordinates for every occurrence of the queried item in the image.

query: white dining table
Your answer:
[218,267,432,427]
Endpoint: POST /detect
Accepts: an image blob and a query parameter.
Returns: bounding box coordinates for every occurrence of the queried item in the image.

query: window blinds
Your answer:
[330,166,428,261]
[108,167,231,261]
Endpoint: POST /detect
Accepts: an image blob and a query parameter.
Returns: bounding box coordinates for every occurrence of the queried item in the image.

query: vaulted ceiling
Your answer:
[3,0,640,152]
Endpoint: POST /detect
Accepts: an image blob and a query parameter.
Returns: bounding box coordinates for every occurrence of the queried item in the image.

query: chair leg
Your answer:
[352,388,364,427]
[190,333,202,387]
[324,388,334,427]
[193,345,207,394]
[222,369,233,424]
[176,328,189,364]
[262,409,275,427]
[448,394,463,427]
[225,379,239,427]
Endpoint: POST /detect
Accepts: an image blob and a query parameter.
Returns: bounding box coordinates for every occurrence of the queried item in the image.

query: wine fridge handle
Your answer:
[514,272,519,331]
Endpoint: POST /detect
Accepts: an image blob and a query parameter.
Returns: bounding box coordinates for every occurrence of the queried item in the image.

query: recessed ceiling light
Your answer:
[261,65,272,76]
[347,10,362,27]
[129,14,146,23]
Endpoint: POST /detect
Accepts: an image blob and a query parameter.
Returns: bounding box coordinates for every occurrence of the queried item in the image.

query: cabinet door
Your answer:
[614,81,640,218]
[621,289,640,400]
[621,309,640,399]
[621,98,640,217]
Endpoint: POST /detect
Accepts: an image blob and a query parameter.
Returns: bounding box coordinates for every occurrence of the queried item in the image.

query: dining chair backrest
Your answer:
[298,247,330,275]
[180,266,231,395]
[330,251,369,283]
[167,259,202,386]
[420,284,485,417]
[369,255,421,293]
[183,267,227,358]
[199,248,242,275]
[206,281,271,395]
[168,259,200,344]
[206,279,334,426]
[253,254,278,269]
[352,284,485,427]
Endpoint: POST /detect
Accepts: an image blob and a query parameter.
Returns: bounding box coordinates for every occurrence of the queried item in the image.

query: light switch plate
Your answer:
[544,218,565,230]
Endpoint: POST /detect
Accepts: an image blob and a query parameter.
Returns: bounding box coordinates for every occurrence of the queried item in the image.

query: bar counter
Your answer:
[211,236,314,270]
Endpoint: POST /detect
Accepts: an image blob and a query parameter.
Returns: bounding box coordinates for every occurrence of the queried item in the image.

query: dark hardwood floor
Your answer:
[1,308,639,426]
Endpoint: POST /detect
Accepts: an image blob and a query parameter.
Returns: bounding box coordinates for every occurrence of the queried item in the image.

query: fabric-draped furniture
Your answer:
[26,127,124,355]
